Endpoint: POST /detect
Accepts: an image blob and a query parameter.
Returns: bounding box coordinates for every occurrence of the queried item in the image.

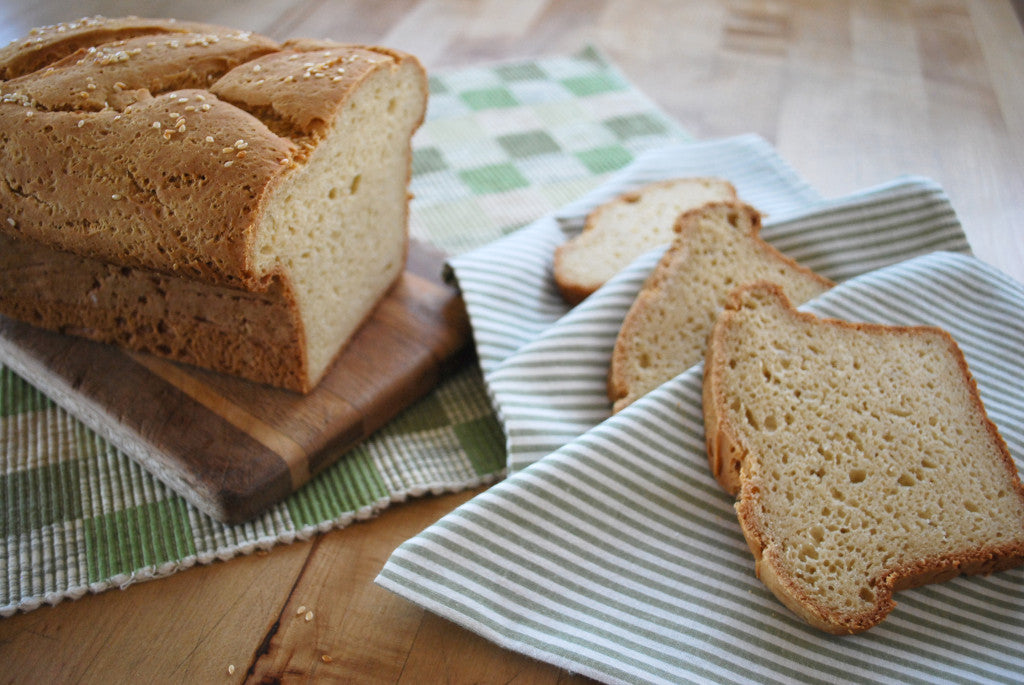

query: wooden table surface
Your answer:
[2,1,1023,683]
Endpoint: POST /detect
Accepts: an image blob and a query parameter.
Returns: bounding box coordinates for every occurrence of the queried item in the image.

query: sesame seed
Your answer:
[111,194,122,200]
[163,131,172,140]
[6,218,15,227]
[321,655,333,664]
[175,118,186,128]
[252,64,262,72]
[205,135,214,143]
[296,605,306,615]
[221,147,235,154]
[227,664,235,675]
[177,124,186,132]
[86,83,97,90]
[283,75,294,83]
[234,140,247,150]
[77,120,85,127]
[152,121,161,129]
[304,610,314,622]
[177,97,189,104]
[236,150,246,158]
[224,160,234,167]
[168,112,179,118]
[195,94,206,101]
[200,103,211,111]
[184,105,196,112]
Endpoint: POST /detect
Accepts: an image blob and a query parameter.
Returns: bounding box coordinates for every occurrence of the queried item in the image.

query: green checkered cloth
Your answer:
[0,47,689,616]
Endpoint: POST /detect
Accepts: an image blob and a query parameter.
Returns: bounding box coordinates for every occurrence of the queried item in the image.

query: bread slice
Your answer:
[608,201,832,413]
[0,18,428,392]
[553,177,738,305]
[703,283,1024,634]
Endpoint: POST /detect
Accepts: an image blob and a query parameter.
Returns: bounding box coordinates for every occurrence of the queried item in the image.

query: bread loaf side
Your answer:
[0,17,428,391]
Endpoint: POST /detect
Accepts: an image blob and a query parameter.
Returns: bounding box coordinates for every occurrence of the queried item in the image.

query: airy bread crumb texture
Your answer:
[553,177,738,305]
[608,201,832,412]
[705,284,1024,633]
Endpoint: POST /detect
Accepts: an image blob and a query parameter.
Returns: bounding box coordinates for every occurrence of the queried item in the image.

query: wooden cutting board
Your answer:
[0,241,472,524]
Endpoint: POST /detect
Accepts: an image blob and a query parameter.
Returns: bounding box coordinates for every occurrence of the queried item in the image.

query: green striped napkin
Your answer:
[1,47,689,617]
[379,239,1024,683]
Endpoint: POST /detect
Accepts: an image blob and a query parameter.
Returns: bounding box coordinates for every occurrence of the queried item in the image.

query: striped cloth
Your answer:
[378,142,1024,682]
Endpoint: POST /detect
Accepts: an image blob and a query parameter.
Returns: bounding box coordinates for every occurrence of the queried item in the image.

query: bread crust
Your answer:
[705,283,1024,633]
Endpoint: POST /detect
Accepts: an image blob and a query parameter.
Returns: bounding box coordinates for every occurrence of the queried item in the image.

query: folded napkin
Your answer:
[380,139,1022,683]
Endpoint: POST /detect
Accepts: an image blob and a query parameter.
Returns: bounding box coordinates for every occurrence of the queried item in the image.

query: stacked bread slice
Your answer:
[557,175,1024,633]
[553,177,738,305]
[608,201,832,413]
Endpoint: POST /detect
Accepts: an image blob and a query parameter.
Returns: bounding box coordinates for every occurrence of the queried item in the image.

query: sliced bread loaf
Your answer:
[608,201,832,412]
[0,17,428,392]
[703,283,1024,633]
[553,177,737,305]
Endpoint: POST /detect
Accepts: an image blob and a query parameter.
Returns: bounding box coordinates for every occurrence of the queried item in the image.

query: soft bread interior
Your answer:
[714,286,1024,631]
[255,60,425,383]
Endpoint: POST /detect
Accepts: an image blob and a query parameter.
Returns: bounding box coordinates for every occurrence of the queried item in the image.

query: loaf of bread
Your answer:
[553,177,738,305]
[608,201,832,413]
[703,283,1024,633]
[0,16,428,392]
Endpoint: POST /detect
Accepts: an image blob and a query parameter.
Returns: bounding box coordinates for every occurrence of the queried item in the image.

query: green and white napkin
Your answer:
[379,137,1022,682]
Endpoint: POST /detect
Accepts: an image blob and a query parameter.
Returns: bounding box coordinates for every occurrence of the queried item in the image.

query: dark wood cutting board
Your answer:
[0,241,472,524]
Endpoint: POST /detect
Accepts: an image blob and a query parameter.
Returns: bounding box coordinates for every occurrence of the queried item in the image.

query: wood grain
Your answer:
[1,1,1022,683]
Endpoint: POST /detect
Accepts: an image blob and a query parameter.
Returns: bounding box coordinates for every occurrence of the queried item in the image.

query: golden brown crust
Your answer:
[0,232,312,391]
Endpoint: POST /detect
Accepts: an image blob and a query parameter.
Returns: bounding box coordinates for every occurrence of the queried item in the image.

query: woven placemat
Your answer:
[0,47,689,616]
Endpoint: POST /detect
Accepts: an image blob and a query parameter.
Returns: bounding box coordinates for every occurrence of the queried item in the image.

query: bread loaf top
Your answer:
[0,16,424,291]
